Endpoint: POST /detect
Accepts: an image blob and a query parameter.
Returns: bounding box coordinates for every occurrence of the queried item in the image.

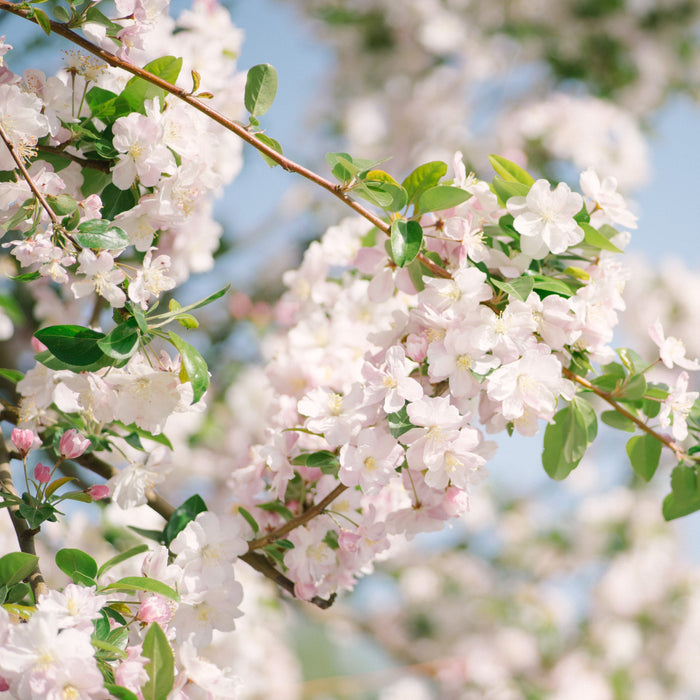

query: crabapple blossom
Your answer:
[507,179,584,258]
[10,427,39,457]
[127,248,177,310]
[33,462,50,483]
[71,249,126,308]
[659,371,698,441]
[58,428,91,459]
[649,318,700,371]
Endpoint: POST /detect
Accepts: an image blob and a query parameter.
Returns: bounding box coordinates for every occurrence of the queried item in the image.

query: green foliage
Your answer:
[417,185,470,214]
[255,132,283,167]
[142,623,175,700]
[542,397,598,480]
[401,161,447,207]
[291,450,340,475]
[34,325,111,368]
[74,219,130,250]
[162,494,207,546]
[488,154,535,186]
[0,552,38,587]
[663,466,700,520]
[244,63,278,117]
[167,332,209,403]
[56,548,98,585]
[491,176,530,206]
[626,434,662,481]
[579,222,623,253]
[122,56,183,114]
[390,219,422,267]
[387,405,413,438]
[101,576,179,602]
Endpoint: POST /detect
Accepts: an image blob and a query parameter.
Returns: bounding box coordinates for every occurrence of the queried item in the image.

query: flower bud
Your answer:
[11,428,39,458]
[87,484,110,501]
[137,594,173,625]
[59,429,91,459]
[34,463,51,484]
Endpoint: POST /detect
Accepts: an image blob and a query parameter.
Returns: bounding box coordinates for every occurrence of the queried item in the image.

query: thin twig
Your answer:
[0,0,390,235]
[37,143,112,173]
[248,483,348,550]
[563,367,686,461]
[0,120,60,227]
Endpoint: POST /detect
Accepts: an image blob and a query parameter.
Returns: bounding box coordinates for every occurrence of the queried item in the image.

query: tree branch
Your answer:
[563,367,686,461]
[0,0,390,235]
[0,435,49,601]
[248,483,348,550]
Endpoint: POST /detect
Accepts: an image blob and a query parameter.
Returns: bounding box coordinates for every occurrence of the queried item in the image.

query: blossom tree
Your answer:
[0,0,699,697]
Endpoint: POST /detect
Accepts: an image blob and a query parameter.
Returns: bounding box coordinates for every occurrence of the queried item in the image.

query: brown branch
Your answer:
[37,143,112,173]
[563,367,686,461]
[0,120,60,227]
[248,483,348,551]
[0,0,390,235]
[0,436,49,601]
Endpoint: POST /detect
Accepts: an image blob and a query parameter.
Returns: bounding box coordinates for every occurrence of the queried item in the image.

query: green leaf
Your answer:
[491,176,530,206]
[326,152,362,182]
[162,494,207,546]
[56,548,98,582]
[0,552,38,587]
[626,433,662,481]
[46,194,78,216]
[142,623,175,700]
[104,686,139,700]
[244,63,278,116]
[102,577,179,602]
[128,526,165,543]
[75,219,130,250]
[579,222,623,254]
[9,271,41,282]
[116,423,173,451]
[255,133,283,167]
[492,276,534,302]
[237,507,259,534]
[417,185,470,214]
[291,450,339,475]
[52,4,70,21]
[85,86,131,123]
[530,275,575,297]
[34,348,113,374]
[663,492,700,521]
[0,368,23,384]
[600,410,636,432]
[34,6,52,34]
[122,56,183,114]
[97,544,150,579]
[100,184,138,219]
[258,501,295,520]
[18,502,58,528]
[34,325,108,367]
[542,397,597,480]
[148,284,230,321]
[616,347,646,375]
[488,154,535,186]
[45,476,76,498]
[401,161,447,206]
[619,373,647,401]
[387,405,413,439]
[168,332,209,403]
[355,181,407,211]
[390,219,423,267]
[97,319,140,361]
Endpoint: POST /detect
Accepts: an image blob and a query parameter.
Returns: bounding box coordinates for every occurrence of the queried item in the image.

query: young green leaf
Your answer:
[34,325,107,367]
[142,623,175,700]
[168,332,209,403]
[97,544,150,579]
[56,548,98,582]
[75,219,130,250]
[162,494,208,546]
[244,63,278,116]
[579,222,623,254]
[417,185,470,214]
[102,577,179,602]
[0,552,38,587]
[600,410,636,432]
[97,319,140,361]
[255,133,283,167]
[490,177,530,206]
[390,219,423,267]
[401,161,447,206]
[121,56,183,114]
[542,397,597,480]
[488,154,535,186]
[626,433,662,481]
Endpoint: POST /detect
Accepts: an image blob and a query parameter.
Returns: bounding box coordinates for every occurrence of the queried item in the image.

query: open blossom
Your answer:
[71,249,126,308]
[659,371,698,441]
[112,109,174,189]
[648,318,700,371]
[507,179,584,258]
[580,168,637,230]
[37,584,106,632]
[128,248,177,310]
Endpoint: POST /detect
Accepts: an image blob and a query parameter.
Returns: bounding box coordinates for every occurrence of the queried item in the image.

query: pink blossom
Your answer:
[648,318,700,371]
[59,429,91,459]
[11,428,39,457]
[33,463,51,483]
[659,371,698,441]
[137,594,173,624]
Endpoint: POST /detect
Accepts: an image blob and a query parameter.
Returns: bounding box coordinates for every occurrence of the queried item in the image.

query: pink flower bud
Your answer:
[0,677,9,692]
[11,428,39,458]
[30,337,47,352]
[59,429,91,459]
[33,463,51,484]
[87,484,110,501]
[137,594,173,625]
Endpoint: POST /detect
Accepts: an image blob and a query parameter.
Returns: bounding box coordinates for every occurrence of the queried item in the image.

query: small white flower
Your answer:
[72,249,126,307]
[128,248,176,310]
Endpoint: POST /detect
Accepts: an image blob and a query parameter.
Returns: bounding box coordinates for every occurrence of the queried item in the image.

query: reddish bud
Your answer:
[11,428,39,458]
[33,463,51,484]
[87,484,110,501]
